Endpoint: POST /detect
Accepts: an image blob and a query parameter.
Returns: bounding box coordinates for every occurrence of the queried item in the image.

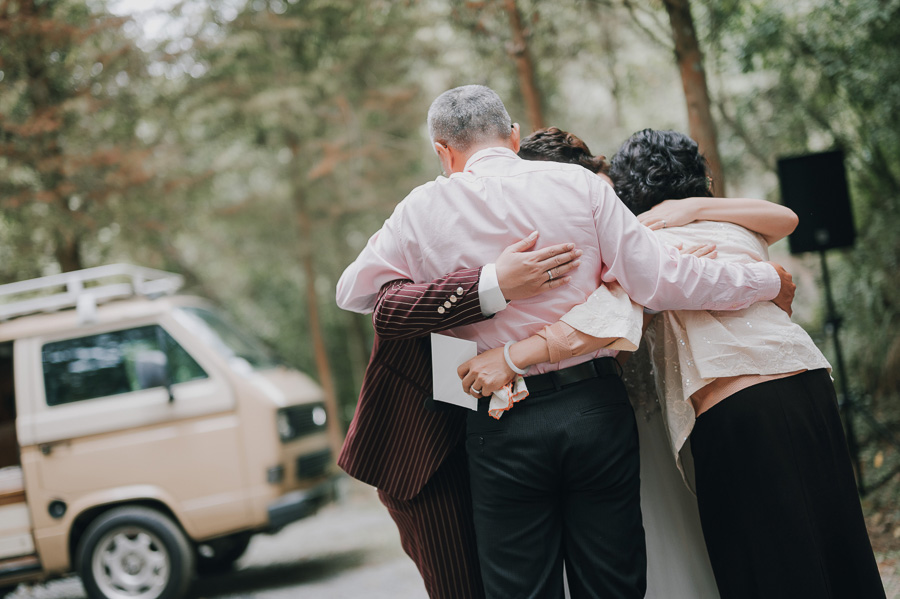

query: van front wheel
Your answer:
[76,506,195,599]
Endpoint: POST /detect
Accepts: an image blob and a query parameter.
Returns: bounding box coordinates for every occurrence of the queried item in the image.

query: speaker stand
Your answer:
[819,249,900,495]
[818,250,865,492]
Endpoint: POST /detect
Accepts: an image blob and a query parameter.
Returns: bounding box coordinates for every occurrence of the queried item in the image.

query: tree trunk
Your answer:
[294,193,344,455]
[502,0,545,132]
[55,233,83,273]
[599,14,625,129]
[662,0,726,195]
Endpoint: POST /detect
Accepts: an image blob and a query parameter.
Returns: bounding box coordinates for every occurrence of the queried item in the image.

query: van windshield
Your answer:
[175,307,279,373]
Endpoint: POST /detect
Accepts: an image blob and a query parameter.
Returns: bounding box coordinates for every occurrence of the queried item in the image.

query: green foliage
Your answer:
[699,0,900,400]
[0,0,157,277]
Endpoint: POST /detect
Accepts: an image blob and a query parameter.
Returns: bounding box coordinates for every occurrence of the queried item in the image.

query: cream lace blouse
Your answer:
[564,221,832,471]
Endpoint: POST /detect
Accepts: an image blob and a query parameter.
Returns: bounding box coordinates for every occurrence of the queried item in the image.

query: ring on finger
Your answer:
[472,388,482,395]
[547,269,554,282]
[662,220,667,228]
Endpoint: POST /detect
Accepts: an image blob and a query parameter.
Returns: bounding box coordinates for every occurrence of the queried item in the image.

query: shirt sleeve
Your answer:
[477,263,508,316]
[559,282,642,350]
[590,181,781,311]
[536,321,635,363]
[335,214,412,314]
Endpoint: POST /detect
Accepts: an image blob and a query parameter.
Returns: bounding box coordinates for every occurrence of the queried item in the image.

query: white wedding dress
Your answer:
[623,346,720,599]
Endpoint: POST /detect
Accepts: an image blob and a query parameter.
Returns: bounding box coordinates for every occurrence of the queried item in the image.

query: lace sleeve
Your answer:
[560,282,643,351]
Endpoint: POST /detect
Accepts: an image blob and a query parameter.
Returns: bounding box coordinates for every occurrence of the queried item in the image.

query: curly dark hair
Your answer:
[608,129,712,215]
[518,127,609,174]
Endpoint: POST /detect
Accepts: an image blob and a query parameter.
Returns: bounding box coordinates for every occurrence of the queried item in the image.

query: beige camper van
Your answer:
[0,265,338,599]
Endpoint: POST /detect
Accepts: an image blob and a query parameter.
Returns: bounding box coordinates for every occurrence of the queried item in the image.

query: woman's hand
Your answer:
[458,347,516,398]
[637,199,701,230]
[675,241,718,259]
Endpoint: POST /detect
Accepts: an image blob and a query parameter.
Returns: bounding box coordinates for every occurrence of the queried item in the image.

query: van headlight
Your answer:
[277,403,327,443]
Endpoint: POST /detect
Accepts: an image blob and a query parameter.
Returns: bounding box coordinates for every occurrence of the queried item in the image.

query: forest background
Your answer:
[1,0,899,546]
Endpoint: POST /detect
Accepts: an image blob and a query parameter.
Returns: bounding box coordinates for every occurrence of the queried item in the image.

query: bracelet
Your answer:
[503,341,529,376]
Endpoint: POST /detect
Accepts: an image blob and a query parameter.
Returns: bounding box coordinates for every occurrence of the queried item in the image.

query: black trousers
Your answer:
[466,369,645,599]
[691,369,886,599]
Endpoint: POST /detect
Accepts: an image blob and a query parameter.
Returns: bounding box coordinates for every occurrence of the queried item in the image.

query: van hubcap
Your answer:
[92,527,169,599]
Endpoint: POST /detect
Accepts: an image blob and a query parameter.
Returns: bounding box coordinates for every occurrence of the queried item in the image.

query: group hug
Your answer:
[334,85,885,599]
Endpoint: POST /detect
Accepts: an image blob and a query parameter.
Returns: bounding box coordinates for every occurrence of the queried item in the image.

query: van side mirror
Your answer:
[135,350,174,402]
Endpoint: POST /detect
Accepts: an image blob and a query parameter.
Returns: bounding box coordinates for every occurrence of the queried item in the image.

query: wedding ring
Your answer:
[662,220,667,228]
[547,269,554,281]
[472,388,482,395]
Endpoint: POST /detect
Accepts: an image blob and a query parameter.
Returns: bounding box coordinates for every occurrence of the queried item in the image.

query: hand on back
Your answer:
[496,231,582,300]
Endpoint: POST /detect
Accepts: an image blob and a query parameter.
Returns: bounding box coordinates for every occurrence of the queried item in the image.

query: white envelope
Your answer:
[430,333,478,411]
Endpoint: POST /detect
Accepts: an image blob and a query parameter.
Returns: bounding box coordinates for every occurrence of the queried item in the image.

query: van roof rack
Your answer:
[0,264,184,322]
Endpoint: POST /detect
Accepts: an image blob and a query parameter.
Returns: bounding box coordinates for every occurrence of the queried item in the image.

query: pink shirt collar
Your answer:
[464,146,519,172]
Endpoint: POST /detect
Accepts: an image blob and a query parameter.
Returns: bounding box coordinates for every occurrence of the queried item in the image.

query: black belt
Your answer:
[524,357,621,394]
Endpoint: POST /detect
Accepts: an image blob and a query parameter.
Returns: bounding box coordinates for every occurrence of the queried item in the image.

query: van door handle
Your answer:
[39,440,69,455]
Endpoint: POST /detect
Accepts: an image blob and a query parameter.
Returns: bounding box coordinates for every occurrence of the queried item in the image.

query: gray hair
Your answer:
[427,85,513,152]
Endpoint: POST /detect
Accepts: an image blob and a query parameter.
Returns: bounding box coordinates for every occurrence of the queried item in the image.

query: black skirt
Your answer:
[690,369,885,599]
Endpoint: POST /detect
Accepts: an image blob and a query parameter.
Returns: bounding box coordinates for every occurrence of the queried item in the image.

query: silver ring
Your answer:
[472,388,482,395]
[547,269,554,281]
[662,220,667,228]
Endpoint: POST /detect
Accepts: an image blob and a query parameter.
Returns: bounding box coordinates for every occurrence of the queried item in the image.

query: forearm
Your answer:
[508,323,616,369]
[372,270,487,340]
[507,335,550,370]
[458,322,618,396]
[594,183,780,312]
[607,234,780,312]
[688,197,798,244]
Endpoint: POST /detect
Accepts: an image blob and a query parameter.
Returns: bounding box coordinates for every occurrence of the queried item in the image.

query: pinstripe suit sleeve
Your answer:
[372,267,490,340]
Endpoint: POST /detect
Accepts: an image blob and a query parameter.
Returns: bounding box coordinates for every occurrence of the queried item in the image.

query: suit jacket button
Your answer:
[450,295,458,303]
[457,287,464,295]
[438,306,446,314]
[444,301,452,308]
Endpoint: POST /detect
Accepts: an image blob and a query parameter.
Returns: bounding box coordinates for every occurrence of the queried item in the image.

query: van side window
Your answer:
[42,326,208,406]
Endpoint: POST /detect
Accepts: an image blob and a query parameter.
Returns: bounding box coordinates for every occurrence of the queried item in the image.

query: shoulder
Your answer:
[515,159,596,183]
[513,160,606,200]
[389,177,446,222]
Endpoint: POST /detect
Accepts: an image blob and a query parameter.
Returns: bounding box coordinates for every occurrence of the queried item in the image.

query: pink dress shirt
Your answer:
[336,147,780,374]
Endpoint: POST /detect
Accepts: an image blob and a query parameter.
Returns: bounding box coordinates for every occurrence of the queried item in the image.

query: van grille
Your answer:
[296,449,333,480]
[277,403,327,443]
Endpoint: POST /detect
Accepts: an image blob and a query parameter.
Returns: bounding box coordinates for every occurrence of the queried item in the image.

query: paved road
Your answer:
[7,476,900,598]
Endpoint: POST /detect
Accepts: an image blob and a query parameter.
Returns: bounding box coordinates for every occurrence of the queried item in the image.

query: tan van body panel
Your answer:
[0,277,337,592]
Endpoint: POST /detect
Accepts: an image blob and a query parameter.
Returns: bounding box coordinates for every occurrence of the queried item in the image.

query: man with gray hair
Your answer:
[337,84,794,598]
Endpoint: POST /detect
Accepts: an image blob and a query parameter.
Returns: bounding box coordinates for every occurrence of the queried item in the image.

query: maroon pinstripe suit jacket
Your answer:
[337,267,490,501]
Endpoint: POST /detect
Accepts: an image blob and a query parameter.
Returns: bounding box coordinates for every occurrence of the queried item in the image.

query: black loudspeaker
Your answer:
[776,150,855,255]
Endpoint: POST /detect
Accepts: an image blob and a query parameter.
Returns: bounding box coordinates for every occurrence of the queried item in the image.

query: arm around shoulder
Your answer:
[371,268,489,340]
[639,197,798,245]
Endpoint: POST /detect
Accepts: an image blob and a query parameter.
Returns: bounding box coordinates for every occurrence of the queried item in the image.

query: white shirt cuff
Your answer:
[478,263,508,316]
[755,262,782,302]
